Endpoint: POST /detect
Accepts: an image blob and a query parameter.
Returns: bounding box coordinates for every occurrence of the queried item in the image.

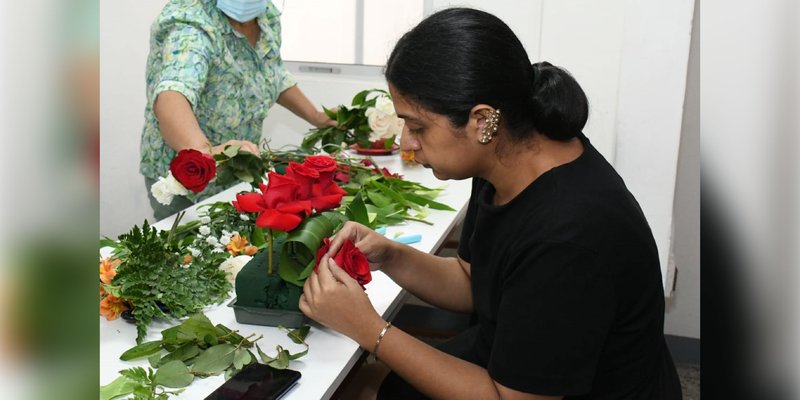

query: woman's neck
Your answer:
[486,135,584,205]
[226,17,260,46]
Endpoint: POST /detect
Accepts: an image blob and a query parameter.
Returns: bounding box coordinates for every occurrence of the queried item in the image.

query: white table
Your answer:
[100,154,472,399]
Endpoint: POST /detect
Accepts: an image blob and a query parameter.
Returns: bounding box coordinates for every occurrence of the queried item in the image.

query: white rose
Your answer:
[150,178,175,206]
[374,96,396,115]
[366,108,394,140]
[219,255,252,285]
[388,115,405,137]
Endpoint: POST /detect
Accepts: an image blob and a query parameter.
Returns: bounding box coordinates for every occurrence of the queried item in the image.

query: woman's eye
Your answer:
[408,127,423,134]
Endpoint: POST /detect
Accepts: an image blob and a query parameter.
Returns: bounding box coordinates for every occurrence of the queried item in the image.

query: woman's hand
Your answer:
[299,255,384,341]
[327,221,396,271]
[311,110,337,129]
[210,139,260,156]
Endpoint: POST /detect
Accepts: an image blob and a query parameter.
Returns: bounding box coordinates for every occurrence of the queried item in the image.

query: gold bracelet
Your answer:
[373,321,392,358]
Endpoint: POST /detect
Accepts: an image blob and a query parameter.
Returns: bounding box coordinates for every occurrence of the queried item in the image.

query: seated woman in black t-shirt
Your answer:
[298,7,682,400]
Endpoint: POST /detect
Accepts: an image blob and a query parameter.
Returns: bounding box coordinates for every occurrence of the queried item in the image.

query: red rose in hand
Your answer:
[315,238,372,289]
[170,149,216,192]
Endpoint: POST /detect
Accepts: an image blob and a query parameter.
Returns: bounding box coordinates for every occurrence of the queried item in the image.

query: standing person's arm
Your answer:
[154,90,260,155]
[277,85,336,128]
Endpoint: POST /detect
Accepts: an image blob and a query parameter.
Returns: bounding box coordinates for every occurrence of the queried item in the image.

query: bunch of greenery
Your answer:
[100,218,232,343]
[100,313,309,400]
[301,89,390,152]
[213,144,270,188]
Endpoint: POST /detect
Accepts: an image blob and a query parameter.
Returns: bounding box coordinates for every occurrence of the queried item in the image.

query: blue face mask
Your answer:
[217,0,268,23]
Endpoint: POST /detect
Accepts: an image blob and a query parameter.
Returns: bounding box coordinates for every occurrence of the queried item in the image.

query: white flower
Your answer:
[366,96,402,142]
[149,172,190,205]
[219,235,231,246]
[150,178,174,206]
[239,214,250,221]
[219,255,252,285]
[199,216,211,224]
[374,96,395,115]
[188,247,201,258]
[198,225,211,236]
[206,236,219,246]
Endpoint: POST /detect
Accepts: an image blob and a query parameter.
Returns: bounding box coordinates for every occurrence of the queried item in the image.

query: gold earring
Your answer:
[478,109,501,144]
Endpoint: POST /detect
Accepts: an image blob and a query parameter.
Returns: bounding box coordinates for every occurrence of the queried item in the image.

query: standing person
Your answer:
[299,8,682,400]
[140,0,334,219]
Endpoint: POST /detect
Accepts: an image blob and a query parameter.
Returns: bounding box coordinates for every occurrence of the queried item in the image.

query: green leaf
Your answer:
[191,344,236,375]
[288,346,308,360]
[157,343,201,367]
[256,344,274,363]
[286,325,310,344]
[234,170,254,183]
[153,360,194,388]
[345,192,370,227]
[179,313,218,342]
[402,192,455,211]
[322,105,337,119]
[120,340,163,361]
[278,212,348,286]
[99,376,139,400]
[148,353,162,368]
[365,189,392,209]
[223,144,240,158]
[265,346,290,370]
[232,348,252,370]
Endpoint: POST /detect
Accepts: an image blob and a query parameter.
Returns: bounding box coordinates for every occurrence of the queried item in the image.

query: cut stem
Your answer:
[267,229,274,275]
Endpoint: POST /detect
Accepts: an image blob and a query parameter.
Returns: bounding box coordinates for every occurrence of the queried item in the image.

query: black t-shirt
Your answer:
[452,134,682,399]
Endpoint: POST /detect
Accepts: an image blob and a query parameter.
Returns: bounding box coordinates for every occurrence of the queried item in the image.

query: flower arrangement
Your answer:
[150,146,268,206]
[301,89,404,152]
[229,155,371,322]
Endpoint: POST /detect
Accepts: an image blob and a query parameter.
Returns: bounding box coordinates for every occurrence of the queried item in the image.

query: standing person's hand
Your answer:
[311,110,337,128]
[210,139,260,156]
[327,222,396,271]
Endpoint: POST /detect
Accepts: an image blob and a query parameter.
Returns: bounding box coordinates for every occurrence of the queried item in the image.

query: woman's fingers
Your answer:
[326,258,357,289]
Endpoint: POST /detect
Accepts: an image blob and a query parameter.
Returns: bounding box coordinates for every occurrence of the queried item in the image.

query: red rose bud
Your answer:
[170,149,216,192]
[315,238,372,289]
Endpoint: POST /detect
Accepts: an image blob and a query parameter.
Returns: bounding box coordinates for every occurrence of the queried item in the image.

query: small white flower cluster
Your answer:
[150,171,191,205]
[197,221,239,254]
[365,95,404,142]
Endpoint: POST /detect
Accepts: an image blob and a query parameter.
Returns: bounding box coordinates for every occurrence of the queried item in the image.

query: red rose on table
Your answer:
[315,238,372,289]
[286,161,320,199]
[169,149,216,193]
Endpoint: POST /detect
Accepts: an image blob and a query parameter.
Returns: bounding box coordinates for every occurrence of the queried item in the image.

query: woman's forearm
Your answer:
[153,90,210,152]
[382,242,473,313]
[277,85,328,127]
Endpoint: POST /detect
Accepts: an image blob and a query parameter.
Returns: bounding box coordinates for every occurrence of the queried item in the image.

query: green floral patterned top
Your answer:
[139,0,294,195]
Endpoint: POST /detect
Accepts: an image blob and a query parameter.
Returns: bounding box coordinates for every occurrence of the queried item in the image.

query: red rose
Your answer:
[286,161,319,199]
[303,155,338,181]
[169,149,216,192]
[315,238,372,289]
[232,173,312,232]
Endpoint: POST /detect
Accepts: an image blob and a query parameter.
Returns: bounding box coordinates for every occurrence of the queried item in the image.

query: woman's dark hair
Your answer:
[385,8,589,141]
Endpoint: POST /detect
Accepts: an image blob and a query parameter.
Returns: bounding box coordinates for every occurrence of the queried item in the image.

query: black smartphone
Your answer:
[203,363,301,400]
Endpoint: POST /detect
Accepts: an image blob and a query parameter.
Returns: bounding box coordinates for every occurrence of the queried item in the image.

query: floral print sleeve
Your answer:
[140,0,294,199]
[152,23,213,110]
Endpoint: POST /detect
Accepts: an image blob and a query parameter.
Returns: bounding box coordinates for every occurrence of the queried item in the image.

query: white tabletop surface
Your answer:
[100,154,472,399]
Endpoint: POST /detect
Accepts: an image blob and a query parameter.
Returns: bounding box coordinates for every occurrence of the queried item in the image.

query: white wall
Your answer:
[100,1,695,295]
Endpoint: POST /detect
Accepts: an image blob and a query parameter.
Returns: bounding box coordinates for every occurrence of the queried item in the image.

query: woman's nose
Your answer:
[400,130,419,151]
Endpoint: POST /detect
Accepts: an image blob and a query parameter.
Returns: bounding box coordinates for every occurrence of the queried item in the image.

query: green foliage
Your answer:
[278,211,348,286]
[102,313,311,400]
[212,144,270,188]
[301,89,390,152]
[102,220,232,343]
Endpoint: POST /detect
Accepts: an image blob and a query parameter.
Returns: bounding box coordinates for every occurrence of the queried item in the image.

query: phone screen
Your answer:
[203,363,301,400]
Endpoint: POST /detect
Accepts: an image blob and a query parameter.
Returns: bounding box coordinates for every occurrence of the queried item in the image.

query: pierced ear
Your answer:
[469,104,496,136]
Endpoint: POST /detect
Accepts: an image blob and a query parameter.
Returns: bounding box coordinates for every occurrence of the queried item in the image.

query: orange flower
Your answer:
[226,234,249,255]
[99,295,128,320]
[243,245,258,256]
[183,254,193,265]
[99,258,121,284]
[401,150,416,163]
